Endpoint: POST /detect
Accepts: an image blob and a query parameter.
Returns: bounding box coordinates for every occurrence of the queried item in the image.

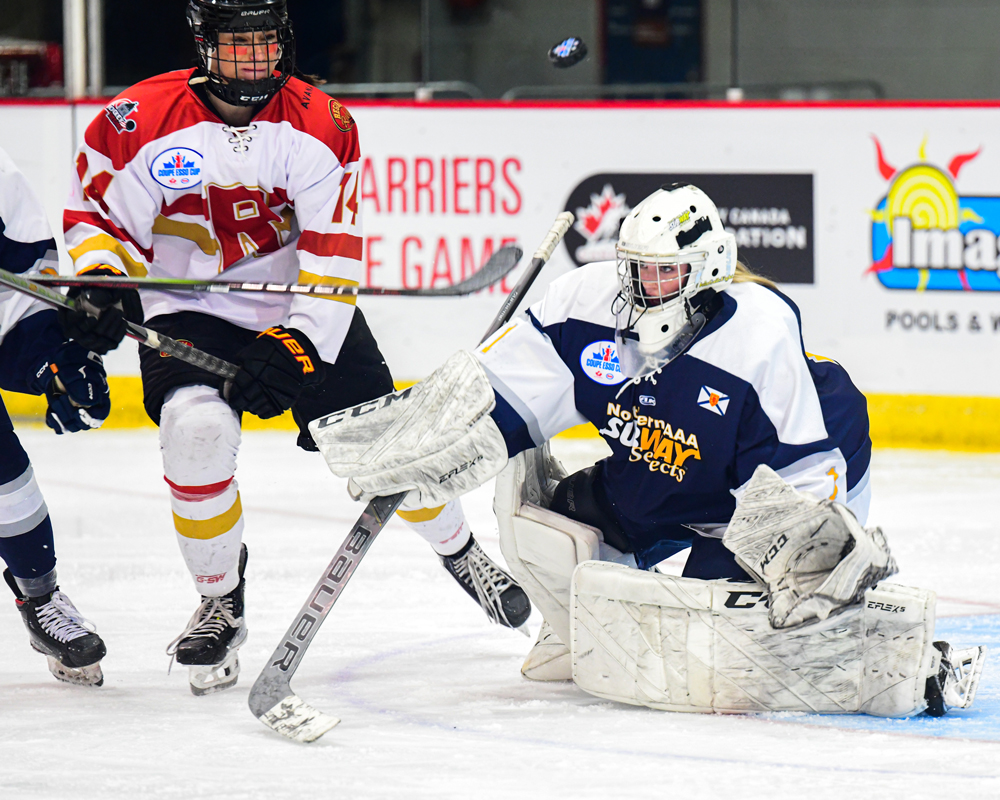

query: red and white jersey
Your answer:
[65,69,363,362]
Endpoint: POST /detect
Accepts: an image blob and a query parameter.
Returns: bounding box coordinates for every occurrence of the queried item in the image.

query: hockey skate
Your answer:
[167,544,248,696]
[4,568,106,686]
[924,640,987,717]
[521,620,572,681]
[441,536,531,633]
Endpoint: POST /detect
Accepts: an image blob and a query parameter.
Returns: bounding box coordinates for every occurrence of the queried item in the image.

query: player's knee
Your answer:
[160,385,241,483]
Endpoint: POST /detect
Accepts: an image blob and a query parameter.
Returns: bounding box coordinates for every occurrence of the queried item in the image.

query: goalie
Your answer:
[311,184,985,717]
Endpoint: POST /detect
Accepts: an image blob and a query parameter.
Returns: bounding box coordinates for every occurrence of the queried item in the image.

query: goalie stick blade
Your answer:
[248,493,405,741]
[259,694,340,743]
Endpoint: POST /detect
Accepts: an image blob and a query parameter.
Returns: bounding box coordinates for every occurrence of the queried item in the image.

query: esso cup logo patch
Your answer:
[151,147,204,190]
[580,340,626,385]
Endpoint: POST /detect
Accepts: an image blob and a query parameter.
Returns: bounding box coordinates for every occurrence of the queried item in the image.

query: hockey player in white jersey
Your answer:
[312,184,985,718]
[0,147,111,686]
[60,0,529,695]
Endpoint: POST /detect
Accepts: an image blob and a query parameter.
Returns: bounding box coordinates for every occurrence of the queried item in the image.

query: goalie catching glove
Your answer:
[309,350,509,509]
[722,464,898,629]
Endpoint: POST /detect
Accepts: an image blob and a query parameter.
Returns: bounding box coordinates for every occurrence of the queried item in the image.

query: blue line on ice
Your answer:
[768,613,1000,740]
[326,614,1000,780]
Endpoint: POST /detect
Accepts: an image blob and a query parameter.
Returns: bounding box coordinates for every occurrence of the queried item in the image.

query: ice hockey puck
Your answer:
[548,37,587,68]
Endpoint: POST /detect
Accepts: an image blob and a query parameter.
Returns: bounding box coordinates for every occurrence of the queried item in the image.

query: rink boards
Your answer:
[3,98,1000,449]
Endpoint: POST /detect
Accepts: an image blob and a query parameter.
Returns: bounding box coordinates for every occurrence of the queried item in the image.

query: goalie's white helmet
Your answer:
[613,184,736,376]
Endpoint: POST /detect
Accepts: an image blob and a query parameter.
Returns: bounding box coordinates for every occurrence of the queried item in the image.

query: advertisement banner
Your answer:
[27,101,1000,411]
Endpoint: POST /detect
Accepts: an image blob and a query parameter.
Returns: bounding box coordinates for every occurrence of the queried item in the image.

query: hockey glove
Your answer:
[227,326,324,419]
[57,265,143,355]
[29,342,111,434]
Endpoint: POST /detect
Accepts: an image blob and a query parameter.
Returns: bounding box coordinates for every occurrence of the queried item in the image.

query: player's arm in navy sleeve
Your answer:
[0,222,65,395]
[0,310,65,395]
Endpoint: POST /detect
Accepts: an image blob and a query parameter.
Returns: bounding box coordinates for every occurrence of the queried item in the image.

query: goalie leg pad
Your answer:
[570,561,938,717]
[495,446,600,651]
[311,350,509,509]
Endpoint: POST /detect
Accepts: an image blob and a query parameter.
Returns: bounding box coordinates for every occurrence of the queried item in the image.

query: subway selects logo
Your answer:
[869,136,1000,291]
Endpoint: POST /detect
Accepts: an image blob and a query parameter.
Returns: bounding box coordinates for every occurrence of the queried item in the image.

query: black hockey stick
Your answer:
[247,212,574,743]
[28,245,522,298]
[0,266,237,379]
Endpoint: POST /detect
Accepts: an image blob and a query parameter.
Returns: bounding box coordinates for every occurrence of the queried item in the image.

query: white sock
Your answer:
[397,499,471,556]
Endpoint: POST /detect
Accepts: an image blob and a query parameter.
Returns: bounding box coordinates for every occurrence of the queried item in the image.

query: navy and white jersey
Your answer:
[0,146,63,403]
[476,261,872,568]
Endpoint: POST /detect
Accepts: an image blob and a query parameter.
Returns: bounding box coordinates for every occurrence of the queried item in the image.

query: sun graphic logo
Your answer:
[868,136,1000,291]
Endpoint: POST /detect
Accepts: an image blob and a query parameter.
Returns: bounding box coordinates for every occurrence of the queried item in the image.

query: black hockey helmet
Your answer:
[187,0,295,106]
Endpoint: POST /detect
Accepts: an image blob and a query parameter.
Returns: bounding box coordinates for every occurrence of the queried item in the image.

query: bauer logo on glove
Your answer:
[228,325,324,419]
[260,326,315,375]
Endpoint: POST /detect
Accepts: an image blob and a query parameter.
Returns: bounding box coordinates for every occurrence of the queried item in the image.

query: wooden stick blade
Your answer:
[258,694,340,743]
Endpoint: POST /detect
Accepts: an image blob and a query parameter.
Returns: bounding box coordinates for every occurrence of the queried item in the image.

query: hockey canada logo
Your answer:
[151,148,204,190]
[580,340,626,385]
[328,99,355,133]
[869,136,1000,291]
[105,99,138,134]
[573,184,631,264]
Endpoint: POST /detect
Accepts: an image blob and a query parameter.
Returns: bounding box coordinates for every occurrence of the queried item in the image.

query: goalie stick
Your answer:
[28,244,522,298]
[247,211,575,743]
[0,266,237,378]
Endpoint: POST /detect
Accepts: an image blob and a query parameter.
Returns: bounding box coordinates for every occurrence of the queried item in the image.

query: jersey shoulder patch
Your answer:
[86,70,214,170]
[265,78,360,164]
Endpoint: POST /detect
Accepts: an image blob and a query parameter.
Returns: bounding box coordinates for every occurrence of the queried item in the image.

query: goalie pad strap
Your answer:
[571,561,936,717]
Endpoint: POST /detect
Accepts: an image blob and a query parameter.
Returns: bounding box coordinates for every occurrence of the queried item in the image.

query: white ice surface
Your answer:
[1,431,999,799]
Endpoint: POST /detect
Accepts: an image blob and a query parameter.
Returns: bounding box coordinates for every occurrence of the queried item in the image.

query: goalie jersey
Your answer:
[64,69,363,363]
[476,262,872,568]
[0,146,62,415]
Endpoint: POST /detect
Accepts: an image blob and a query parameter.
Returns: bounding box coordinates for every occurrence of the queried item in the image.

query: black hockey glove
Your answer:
[227,326,325,419]
[29,343,111,434]
[57,265,143,355]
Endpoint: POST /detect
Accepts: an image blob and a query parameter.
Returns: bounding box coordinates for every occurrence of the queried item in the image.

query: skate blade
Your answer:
[260,694,340,743]
[46,656,104,687]
[189,650,240,696]
[515,623,531,638]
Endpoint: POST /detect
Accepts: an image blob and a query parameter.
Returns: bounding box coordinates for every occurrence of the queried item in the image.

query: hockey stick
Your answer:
[248,212,574,743]
[0,266,237,379]
[28,245,523,298]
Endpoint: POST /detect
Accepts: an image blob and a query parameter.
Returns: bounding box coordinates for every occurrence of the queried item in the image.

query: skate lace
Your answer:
[34,591,97,643]
[165,596,239,657]
[453,543,514,626]
[223,124,257,154]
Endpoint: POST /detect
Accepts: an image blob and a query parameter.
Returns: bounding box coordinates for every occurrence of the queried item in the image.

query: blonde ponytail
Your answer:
[731,261,778,290]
